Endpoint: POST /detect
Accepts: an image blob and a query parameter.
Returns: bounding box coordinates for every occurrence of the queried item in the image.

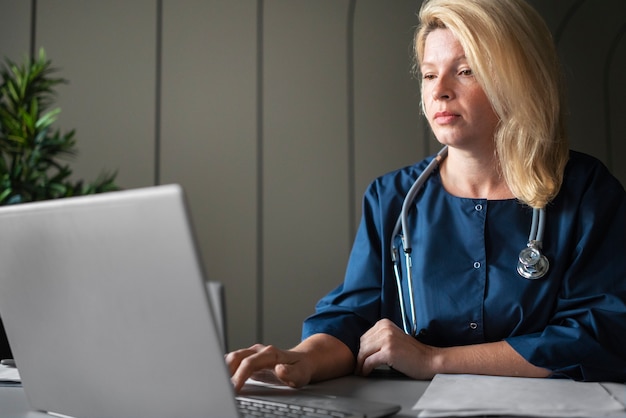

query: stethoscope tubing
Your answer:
[390,146,448,336]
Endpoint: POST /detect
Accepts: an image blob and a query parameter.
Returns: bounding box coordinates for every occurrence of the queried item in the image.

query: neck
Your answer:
[439,147,514,200]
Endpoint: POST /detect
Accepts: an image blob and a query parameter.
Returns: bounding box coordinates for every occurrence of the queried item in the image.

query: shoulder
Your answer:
[562,150,625,196]
[356,155,441,230]
[555,150,626,217]
[364,155,436,200]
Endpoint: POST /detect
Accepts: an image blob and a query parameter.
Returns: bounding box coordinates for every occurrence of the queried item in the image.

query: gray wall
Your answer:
[0,0,624,352]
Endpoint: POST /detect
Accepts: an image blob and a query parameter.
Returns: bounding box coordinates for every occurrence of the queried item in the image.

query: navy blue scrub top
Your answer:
[302,150,626,382]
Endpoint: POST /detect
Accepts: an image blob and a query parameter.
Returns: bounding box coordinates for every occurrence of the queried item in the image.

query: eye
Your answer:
[423,73,436,80]
[459,68,473,77]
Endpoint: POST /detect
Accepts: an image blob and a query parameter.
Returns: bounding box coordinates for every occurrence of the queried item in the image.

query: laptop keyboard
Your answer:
[237,397,356,418]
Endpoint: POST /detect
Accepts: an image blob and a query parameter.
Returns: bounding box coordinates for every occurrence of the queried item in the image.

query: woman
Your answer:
[227,0,626,391]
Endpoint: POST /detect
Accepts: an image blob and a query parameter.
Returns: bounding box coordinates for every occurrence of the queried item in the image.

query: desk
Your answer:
[296,374,430,417]
[1,376,625,418]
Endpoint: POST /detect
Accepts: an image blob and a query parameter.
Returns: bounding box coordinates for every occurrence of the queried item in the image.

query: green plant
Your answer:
[0,49,118,205]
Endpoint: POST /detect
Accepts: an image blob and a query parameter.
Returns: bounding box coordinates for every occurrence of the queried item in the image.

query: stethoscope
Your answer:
[390,146,549,336]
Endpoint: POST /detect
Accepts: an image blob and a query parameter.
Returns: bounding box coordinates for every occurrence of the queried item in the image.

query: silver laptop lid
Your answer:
[0,185,239,418]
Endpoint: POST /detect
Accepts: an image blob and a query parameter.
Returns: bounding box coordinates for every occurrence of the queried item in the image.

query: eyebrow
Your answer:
[420,55,468,69]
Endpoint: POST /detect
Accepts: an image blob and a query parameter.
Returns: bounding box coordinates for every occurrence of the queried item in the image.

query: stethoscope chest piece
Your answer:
[516,207,549,280]
[517,241,549,280]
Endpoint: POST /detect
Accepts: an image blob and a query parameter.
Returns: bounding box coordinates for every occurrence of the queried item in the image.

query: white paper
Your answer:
[0,364,20,383]
[413,374,626,417]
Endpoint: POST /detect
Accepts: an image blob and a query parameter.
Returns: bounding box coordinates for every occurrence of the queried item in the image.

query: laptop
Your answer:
[0,184,400,418]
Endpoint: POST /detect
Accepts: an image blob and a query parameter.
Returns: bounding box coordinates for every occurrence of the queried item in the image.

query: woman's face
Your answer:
[420,28,499,152]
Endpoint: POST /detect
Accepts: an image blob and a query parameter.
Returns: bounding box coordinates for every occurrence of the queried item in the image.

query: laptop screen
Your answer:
[0,185,239,418]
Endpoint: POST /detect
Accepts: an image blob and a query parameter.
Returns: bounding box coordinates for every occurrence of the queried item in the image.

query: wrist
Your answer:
[429,346,447,376]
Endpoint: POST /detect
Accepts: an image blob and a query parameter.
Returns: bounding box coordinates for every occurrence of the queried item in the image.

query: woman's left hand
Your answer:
[355,318,440,380]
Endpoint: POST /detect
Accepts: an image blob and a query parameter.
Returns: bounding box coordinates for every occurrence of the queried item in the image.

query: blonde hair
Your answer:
[414,0,569,208]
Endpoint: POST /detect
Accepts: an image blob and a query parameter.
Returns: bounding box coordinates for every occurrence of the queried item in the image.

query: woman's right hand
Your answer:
[225,334,355,393]
[225,343,313,392]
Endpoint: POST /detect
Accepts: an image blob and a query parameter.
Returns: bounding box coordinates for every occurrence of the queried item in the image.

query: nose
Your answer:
[431,75,453,100]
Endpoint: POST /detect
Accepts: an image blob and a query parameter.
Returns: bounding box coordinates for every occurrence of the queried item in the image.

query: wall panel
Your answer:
[608,35,626,183]
[262,0,351,348]
[0,0,31,358]
[549,0,626,184]
[352,0,425,232]
[0,2,31,62]
[160,0,258,350]
[36,0,156,189]
[0,1,33,359]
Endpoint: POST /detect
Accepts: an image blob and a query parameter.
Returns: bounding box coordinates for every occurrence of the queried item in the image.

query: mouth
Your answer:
[434,111,460,124]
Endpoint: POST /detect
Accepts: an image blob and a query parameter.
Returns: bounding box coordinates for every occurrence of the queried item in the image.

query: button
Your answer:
[473,261,481,269]
[474,204,483,211]
[469,322,478,330]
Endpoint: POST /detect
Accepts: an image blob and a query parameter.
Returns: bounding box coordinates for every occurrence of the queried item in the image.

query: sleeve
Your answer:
[506,158,626,382]
[301,180,392,358]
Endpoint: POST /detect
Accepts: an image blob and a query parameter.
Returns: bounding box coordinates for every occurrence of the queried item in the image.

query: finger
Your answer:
[355,341,386,376]
[356,321,389,360]
[230,345,293,392]
[225,344,267,376]
[273,362,309,388]
[355,332,380,375]
[247,359,308,389]
[359,349,387,376]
